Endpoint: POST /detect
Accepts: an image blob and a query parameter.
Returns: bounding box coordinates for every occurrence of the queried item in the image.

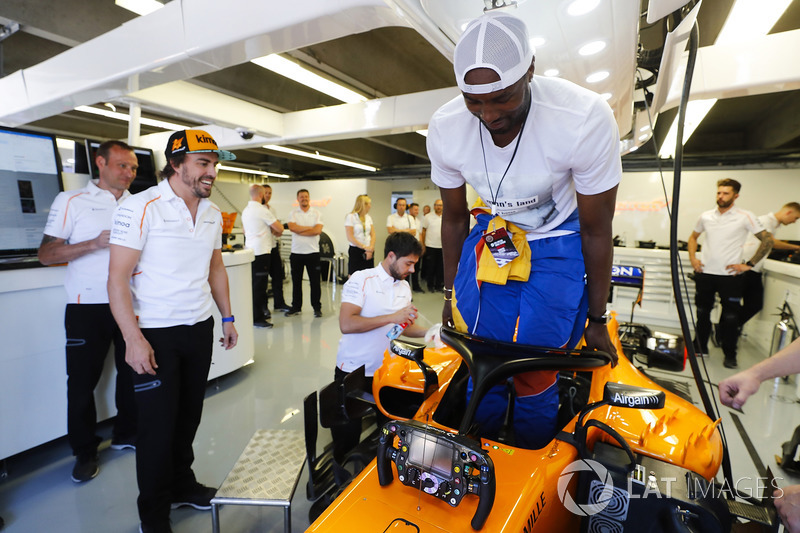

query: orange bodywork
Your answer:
[308,314,723,532]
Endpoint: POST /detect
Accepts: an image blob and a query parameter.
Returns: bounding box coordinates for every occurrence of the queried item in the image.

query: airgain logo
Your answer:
[556,459,615,516]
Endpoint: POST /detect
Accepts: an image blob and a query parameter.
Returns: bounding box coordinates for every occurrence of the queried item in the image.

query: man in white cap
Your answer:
[108,129,239,533]
[427,11,621,449]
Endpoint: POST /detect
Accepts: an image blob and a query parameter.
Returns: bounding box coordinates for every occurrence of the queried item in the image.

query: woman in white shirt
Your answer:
[345,194,376,275]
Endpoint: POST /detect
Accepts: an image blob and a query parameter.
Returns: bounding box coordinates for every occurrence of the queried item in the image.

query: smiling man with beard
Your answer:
[107,130,239,533]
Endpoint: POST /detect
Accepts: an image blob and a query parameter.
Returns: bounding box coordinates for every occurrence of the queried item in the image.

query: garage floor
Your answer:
[0,280,798,532]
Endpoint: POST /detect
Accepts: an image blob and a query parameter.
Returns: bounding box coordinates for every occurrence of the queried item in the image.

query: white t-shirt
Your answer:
[335,264,413,376]
[345,212,373,248]
[422,213,443,248]
[289,207,323,254]
[740,213,778,273]
[694,206,765,276]
[387,212,418,237]
[241,200,277,255]
[43,180,131,304]
[428,75,621,240]
[110,179,222,328]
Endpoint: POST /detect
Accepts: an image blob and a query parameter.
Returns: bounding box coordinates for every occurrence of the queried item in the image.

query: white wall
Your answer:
[615,168,800,248]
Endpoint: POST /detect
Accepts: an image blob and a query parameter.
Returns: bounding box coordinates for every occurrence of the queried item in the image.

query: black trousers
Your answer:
[739,270,764,326]
[348,245,373,276]
[694,273,744,359]
[425,247,444,291]
[290,252,321,311]
[65,303,137,457]
[251,252,271,321]
[269,244,287,308]
[133,317,214,525]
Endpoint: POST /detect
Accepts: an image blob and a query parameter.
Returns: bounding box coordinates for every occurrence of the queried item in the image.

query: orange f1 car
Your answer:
[306,306,780,532]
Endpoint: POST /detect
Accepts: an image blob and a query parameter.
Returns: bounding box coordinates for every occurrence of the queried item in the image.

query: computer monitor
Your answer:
[0,126,63,258]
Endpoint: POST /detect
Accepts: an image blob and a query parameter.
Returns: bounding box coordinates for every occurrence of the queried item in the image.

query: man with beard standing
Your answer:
[331,232,426,460]
[688,178,772,368]
[108,129,239,533]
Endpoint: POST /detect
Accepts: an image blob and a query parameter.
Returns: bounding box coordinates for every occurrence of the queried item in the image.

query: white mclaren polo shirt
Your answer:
[43,180,130,304]
[335,264,412,376]
[110,179,222,328]
[694,206,765,276]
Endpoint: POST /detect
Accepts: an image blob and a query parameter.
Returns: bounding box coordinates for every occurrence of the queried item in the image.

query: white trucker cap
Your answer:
[453,11,534,95]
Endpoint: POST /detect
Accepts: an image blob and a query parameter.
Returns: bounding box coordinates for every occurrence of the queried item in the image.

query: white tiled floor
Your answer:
[1,281,799,532]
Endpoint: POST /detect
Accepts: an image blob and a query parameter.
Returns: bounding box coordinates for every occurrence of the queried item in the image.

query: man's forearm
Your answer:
[209,253,233,317]
[38,235,102,265]
[108,275,145,343]
[749,232,774,264]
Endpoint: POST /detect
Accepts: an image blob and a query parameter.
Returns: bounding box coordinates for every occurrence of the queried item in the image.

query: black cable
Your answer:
[667,22,735,493]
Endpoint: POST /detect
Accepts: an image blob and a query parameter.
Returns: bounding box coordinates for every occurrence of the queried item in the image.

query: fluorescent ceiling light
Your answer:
[218,165,289,179]
[658,98,717,159]
[716,0,792,45]
[263,144,377,172]
[586,71,609,83]
[543,68,559,77]
[252,55,367,104]
[416,130,428,137]
[656,0,791,159]
[567,0,601,16]
[115,0,164,16]
[578,41,606,56]
[600,93,612,100]
[74,105,187,131]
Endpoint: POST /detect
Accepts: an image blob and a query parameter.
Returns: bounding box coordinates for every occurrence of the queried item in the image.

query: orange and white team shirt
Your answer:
[43,179,130,304]
[335,264,412,376]
[110,179,222,328]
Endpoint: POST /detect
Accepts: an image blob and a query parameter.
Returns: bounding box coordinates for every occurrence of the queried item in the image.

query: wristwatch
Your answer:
[587,311,609,325]
[745,260,755,267]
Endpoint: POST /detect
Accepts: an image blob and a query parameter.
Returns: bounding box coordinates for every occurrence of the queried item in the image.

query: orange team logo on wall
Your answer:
[615,199,669,212]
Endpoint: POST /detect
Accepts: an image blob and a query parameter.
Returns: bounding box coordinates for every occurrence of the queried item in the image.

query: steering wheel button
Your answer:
[461,452,467,459]
[470,454,478,462]
[453,466,460,474]
[450,498,457,505]
[402,445,407,452]
[454,489,461,496]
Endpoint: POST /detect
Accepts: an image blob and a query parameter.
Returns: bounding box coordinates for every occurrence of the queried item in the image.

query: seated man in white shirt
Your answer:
[332,232,426,460]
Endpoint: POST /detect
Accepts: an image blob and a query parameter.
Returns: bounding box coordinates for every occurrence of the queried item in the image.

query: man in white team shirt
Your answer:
[286,189,324,317]
[736,202,800,329]
[386,197,417,238]
[107,129,238,533]
[332,232,426,460]
[241,184,283,328]
[38,140,139,483]
[688,178,772,368]
[420,199,444,292]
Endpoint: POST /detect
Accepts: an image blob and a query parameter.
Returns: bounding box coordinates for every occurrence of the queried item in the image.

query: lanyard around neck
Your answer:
[479,101,530,210]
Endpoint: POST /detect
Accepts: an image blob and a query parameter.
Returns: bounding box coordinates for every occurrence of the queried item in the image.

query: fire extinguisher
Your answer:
[769,300,799,396]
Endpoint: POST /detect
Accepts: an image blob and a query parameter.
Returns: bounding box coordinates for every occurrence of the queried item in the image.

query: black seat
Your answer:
[439,327,612,435]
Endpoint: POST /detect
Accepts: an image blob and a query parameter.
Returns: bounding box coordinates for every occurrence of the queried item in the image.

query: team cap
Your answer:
[165,129,236,161]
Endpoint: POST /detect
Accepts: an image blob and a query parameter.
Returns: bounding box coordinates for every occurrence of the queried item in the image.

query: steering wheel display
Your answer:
[377,420,496,530]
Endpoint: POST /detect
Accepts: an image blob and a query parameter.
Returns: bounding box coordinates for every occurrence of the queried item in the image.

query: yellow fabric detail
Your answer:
[476,216,531,285]
[451,286,468,333]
